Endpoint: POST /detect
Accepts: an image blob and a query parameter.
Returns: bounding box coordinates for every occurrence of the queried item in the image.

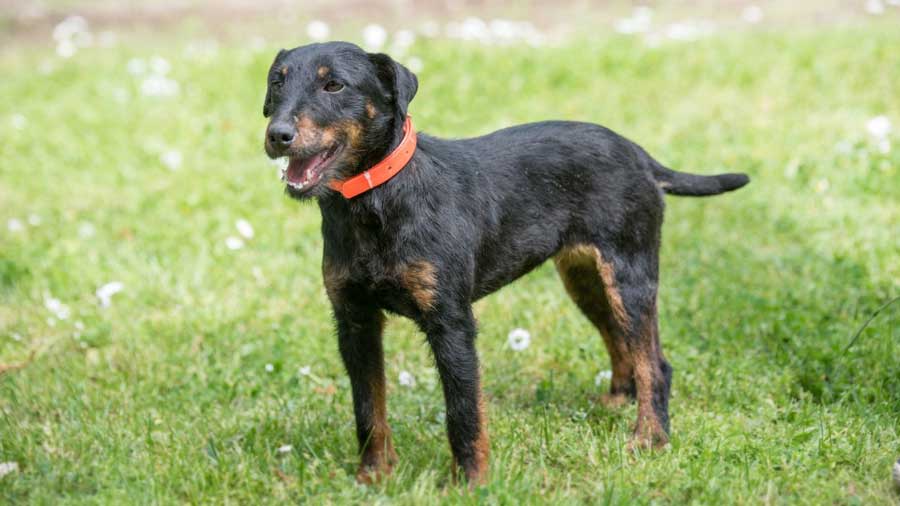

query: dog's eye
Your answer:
[270,80,283,91]
[323,80,344,93]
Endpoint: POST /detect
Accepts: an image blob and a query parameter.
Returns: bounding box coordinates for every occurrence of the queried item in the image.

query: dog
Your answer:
[262,41,749,486]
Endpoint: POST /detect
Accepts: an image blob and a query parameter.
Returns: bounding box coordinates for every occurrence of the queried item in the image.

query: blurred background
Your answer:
[1,0,898,504]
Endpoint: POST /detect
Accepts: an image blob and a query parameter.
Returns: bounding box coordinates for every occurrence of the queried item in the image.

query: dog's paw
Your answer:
[355,461,394,485]
[355,446,398,485]
[600,392,631,409]
[627,423,669,452]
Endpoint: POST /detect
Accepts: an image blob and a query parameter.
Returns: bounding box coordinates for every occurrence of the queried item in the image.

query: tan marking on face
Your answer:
[366,100,377,119]
[554,244,630,331]
[400,261,437,312]
[322,257,350,305]
[280,65,288,76]
[340,119,363,149]
[320,126,337,146]
[317,66,330,78]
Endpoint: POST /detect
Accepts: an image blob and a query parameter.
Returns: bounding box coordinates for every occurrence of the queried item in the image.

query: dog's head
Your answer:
[263,42,418,199]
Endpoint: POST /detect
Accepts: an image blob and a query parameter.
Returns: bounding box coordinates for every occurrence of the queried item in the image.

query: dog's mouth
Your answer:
[281,143,343,192]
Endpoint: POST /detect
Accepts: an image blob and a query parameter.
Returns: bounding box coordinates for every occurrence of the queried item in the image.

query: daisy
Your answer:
[399,370,416,387]
[225,236,244,250]
[362,24,387,50]
[594,370,613,386]
[307,20,330,41]
[235,219,254,239]
[96,281,124,307]
[507,328,531,351]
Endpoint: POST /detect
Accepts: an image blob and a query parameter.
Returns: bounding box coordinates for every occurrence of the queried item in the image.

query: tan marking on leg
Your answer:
[317,65,330,78]
[555,244,628,330]
[356,368,397,484]
[399,261,437,312]
[322,257,349,305]
[366,100,377,119]
[469,388,490,485]
[628,325,668,451]
[555,244,634,406]
[595,255,629,331]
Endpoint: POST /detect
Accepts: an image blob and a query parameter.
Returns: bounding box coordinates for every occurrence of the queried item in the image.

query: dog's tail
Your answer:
[651,163,750,197]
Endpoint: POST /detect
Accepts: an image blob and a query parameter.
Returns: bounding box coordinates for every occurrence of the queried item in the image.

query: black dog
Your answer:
[262,41,749,485]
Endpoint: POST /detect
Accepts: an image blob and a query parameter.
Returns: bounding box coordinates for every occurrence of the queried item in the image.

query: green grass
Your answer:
[1,22,899,505]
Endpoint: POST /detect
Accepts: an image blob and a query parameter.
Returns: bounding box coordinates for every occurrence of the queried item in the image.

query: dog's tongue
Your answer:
[285,156,317,186]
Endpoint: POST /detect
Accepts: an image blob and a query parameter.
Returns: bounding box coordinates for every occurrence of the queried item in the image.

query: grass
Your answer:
[1,18,899,505]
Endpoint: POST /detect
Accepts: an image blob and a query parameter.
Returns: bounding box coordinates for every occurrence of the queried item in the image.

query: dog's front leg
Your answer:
[334,301,396,484]
[422,304,489,486]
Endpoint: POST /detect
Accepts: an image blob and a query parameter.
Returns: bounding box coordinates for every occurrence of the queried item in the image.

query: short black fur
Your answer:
[262,41,750,485]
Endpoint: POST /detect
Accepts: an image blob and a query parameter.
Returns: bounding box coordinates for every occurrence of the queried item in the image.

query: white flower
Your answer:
[97,30,117,47]
[56,39,77,58]
[7,218,24,232]
[74,320,85,331]
[420,20,440,38]
[298,365,311,376]
[44,295,71,320]
[140,76,180,97]
[149,56,171,75]
[160,150,182,170]
[393,29,416,49]
[225,236,244,250]
[235,219,254,239]
[52,15,88,42]
[507,328,531,351]
[866,115,891,139]
[96,281,124,307]
[78,222,96,238]
[664,21,714,42]
[741,5,763,23]
[0,462,18,478]
[406,56,424,73]
[399,370,416,387]
[615,7,653,34]
[112,87,129,103]
[814,178,830,193]
[277,444,293,454]
[362,24,387,50]
[307,20,330,41]
[10,114,26,130]
[877,138,891,154]
[265,363,274,372]
[866,0,885,14]
[594,370,613,386]
[126,58,146,75]
[27,214,41,226]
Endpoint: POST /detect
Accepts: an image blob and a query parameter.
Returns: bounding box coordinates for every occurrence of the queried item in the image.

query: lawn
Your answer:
[1,11,899,505]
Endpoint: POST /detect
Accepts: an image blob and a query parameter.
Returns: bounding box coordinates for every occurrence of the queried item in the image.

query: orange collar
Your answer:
[328,116,417,199]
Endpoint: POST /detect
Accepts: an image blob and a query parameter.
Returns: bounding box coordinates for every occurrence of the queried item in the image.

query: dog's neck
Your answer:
[318,115,418,227]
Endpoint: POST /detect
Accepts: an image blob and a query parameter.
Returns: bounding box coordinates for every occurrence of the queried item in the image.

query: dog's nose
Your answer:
[267,122,296,148]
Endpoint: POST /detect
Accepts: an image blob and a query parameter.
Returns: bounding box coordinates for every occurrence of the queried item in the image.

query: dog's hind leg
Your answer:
[555,245,636,407]
[556,243,672,449]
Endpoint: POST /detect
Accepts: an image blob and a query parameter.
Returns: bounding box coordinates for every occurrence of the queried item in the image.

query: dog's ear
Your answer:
[263,49,287,118]
[368,53,418,122]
